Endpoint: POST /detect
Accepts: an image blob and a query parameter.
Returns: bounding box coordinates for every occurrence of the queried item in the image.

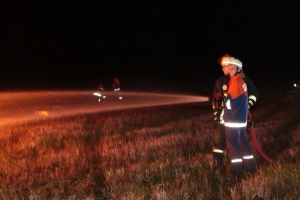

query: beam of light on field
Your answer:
[0,90,209,128]
[36,110,49,116]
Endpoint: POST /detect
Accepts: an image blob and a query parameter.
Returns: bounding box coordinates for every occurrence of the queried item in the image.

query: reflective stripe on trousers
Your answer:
[243,155,254,159]
[231,158,242,163]
[231,155,253,163]
[213,149,224,153]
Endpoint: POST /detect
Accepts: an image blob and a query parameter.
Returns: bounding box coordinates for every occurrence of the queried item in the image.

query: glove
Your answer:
[213,108,224,124]
[248,97,256,109]
[247,120,254,129]
[248,100,253,109]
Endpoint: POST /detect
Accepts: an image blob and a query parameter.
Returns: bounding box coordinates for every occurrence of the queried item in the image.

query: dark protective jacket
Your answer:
[213,75,230,100]
[241,72,259,106]
[213,72,259,106]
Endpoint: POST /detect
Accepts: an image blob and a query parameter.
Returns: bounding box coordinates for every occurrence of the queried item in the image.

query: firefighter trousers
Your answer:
[225,126,255,174]
[212,123,227,161]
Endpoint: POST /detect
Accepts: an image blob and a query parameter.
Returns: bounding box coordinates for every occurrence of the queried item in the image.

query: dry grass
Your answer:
[0,95,300,199]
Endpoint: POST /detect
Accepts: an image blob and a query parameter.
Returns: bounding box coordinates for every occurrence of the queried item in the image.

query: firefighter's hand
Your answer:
[247,120,254,129]
[213,108,224,124]
[248,99,255,109]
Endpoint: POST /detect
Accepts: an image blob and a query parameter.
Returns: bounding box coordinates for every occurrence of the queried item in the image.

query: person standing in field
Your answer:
[112,77,121,91]
[112,77,123,100]
[222,57,255,175]
[211,54,258,166]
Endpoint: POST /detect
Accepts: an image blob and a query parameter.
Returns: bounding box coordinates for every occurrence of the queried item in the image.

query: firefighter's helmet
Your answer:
[221,56,231,66]
[229,57,243,70]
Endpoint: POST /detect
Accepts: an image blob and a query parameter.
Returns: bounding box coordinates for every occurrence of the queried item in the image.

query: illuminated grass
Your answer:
[0,100,300,199]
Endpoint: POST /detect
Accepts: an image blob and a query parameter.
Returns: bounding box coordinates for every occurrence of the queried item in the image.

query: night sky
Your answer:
[1,2,299,93]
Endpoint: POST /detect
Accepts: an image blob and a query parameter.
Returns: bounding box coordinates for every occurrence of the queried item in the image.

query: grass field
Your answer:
[0,89,300,199]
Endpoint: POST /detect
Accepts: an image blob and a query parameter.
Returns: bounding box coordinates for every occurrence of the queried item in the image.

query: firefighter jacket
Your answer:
[242,72,259,107]
[213,75,230,100]
[223,74,248,128]
[213,73,258,102]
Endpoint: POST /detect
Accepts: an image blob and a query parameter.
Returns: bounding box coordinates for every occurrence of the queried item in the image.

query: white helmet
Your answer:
[221,56,231,66]
[229,57,243,69]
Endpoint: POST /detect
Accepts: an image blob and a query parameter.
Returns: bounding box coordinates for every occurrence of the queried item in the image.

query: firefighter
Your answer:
[212,54,258,166]
[98,84,104,90]
[223,57,255,175]
[112,77,122,100]
[112,77,121,91]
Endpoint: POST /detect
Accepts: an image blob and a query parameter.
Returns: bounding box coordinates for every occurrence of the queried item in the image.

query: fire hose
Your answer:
[247,111,277,165]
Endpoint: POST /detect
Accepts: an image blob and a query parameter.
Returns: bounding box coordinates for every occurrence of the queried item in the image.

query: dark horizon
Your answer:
[1,2,299,92]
